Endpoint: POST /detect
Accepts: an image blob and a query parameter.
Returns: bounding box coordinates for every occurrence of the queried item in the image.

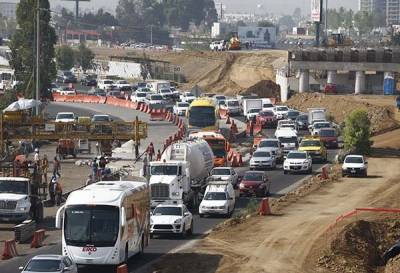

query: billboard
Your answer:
[238,27,277,46]
[311,0,322,22]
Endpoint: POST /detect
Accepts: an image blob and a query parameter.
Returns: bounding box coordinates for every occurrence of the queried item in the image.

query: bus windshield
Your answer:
[188,106,216,128]
[64,205,119,247]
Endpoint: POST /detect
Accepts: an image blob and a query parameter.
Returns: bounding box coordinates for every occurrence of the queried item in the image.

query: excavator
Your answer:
[228,32,241,50]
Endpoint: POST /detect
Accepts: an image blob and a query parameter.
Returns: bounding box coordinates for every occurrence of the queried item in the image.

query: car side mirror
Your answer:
[365,161,368,164]
[19,266,23,271]
[184,212,190,217]
[229,197,234,200]
[63,267,70,272]
[308,125,313,129]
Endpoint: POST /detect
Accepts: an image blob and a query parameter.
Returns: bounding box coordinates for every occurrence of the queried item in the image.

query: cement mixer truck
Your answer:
[149,139,214,209]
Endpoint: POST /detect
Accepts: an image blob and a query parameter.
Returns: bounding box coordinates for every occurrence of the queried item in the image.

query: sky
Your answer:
[42,0,358,15]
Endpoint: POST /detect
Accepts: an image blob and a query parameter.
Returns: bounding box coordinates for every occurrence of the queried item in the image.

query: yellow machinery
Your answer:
[327,33,352,47]
[0,111,148,156]
[228,32,241,50]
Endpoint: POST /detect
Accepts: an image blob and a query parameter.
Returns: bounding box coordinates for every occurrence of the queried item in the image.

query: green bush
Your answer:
[343,109,372,155]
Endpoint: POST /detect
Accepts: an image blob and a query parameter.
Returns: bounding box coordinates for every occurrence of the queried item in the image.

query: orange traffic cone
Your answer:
[258,198,272,216]
[117,264,129,273]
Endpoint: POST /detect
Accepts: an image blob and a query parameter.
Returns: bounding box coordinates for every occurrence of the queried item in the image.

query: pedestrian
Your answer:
[142,155,148,177]
[85,174,95,186]
[49,176,57,206]
[53,157,61,178]
[146,142,155,161]
[156,149,161,161]
[33,148,40,164]
[92,159,98,180]
[55,180,63,206]
[41,154,49,184]
[99,156,107,170]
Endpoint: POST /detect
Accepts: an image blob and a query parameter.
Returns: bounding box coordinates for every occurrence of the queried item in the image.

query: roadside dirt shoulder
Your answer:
[152,157,400,273]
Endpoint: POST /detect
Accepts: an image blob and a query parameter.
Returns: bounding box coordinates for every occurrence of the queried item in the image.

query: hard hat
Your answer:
[35,148,39,152]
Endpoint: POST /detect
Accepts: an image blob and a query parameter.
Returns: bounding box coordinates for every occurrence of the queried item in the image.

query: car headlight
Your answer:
[171,192,180,197]
[150,218,153,225]
[174,218,182,224]
[304,160,310,164]
[16,202,30,211]
[218,206,226,209]
[239,183,245,189]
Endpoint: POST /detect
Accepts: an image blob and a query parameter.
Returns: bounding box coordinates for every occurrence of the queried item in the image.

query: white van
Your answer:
[199,181,235,218]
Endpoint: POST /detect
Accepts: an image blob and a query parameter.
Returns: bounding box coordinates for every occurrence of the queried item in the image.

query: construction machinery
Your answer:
[228,32,241,50]
[327,33,352,47]
[0,111,148,157]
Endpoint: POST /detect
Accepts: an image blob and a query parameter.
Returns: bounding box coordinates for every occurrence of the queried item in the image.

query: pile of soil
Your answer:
[286,93,399,135]
[317,219,400,273]
[385,255,400,273]
[240,80,281,100]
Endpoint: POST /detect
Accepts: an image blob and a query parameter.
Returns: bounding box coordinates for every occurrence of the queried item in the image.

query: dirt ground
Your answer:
[92,48,286,95]
[151,156,400,273]
[286,93,400,135]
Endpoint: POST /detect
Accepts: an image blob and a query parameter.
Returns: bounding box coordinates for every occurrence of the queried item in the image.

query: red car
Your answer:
[256,111,277,128]
[324,83,337,94]
[319,128,339,149]
[239,171,271,197]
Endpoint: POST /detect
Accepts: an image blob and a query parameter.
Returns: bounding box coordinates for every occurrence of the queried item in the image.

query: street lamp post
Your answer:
[35,0,40,115]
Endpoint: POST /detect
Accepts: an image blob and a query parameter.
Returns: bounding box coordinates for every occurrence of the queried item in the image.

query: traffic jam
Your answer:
[0,75,357,273]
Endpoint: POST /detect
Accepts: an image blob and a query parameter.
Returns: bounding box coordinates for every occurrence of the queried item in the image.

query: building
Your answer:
[387,0,400,25]
[359,0,387,12]
[0,2,18,19]
[211,22,229,39]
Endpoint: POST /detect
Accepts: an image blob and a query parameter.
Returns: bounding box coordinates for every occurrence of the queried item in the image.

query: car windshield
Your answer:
[137,82,147,88]
[178,103,189,107]
[320,130,336,137]
[118,81,128,84]
[287,111,299,117]
[314,123,330,129]
[204,192,227,200]
[93,116,110,122]
[215,96,225,100]
[64,205,119,247]
[297,115,308,121]
[279,137,298,144]
[243,172,263,181]
[0,180,28,194]
[287,152,307,159]
[249,109,261,113]
[259,140,279,148]
[300,140,320,147]
[260,111,274,117]
[277,106,288,111]
[160,89,171,94]
[63,71,73,76]
[151,165,178,175]
[188,106,216,128]
[228,101,239,106]
[263,103,273,108]
[136,93,146,97]
[212,169,231,176]
[151,95,163,100]
[253,151,271,158]
[153,206,182,216]
[104,80,113,84]
[25,260,61,272]
[345,156,364,163]
[57,113,74,119]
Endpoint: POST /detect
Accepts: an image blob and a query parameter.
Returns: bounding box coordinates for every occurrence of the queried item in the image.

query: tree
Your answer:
[75,43,94,71]
[344,109,372,155]
[354,11,373,35]
[278,15,296,29]
[55,45,75,70]
[257,21,275,28]
[9,0,57,99]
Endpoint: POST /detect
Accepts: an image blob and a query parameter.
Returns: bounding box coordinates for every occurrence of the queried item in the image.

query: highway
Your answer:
[0,102,338,273]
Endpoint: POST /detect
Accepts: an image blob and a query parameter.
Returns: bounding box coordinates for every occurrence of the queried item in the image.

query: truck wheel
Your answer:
[308,167,313,174]
[181,224,186,238]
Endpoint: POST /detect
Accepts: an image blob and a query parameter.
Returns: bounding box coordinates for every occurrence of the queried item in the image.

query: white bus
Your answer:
[55,180,150,265]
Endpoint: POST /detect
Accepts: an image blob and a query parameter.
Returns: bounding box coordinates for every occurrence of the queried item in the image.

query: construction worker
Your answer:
[49,176,57,206]
[33,148,40,164]
[41,154,49,184]
[55,180,63,206]
[146,142,155,161]
[52,157,61,178]
[156,150,162,161]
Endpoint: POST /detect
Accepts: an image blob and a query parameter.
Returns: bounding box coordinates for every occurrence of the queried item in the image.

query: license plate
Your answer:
[351,170,356,174]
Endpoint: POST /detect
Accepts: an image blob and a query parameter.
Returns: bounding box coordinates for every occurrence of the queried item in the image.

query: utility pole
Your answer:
[150,25,153,45]
[35,0,40,115]
[324,0,328,42]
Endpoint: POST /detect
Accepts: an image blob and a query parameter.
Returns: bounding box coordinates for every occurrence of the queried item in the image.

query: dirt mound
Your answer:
[286,93,399,135]
[318,219,400,273]
[241,80,281,100]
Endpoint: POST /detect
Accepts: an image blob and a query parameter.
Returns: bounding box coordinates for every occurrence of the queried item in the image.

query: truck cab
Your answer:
[0,177,43,223]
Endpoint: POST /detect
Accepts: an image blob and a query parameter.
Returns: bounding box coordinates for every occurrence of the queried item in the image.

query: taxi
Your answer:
[298,136,327,162]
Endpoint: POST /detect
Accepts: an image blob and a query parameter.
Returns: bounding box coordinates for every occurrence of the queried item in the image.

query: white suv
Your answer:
[342,155,368,177]
[283,151,312,174]
[199,182,235,218]
[150,204,193,238]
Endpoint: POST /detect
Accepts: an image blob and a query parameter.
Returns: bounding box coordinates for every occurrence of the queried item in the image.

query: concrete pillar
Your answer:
[327,70,337,85]
[299,69,309,93]
[355,71,366,95]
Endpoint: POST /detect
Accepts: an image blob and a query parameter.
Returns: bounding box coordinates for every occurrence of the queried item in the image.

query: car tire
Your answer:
[225,208,231,218]
[283,170,288,175]
[308,167,312,174]
[181,224,186,238]
[150,233,154,239]
[364,170,368,177]
[199,214,204,218]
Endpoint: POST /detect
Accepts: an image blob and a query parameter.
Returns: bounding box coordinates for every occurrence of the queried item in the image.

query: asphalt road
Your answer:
[0,103,338,273]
